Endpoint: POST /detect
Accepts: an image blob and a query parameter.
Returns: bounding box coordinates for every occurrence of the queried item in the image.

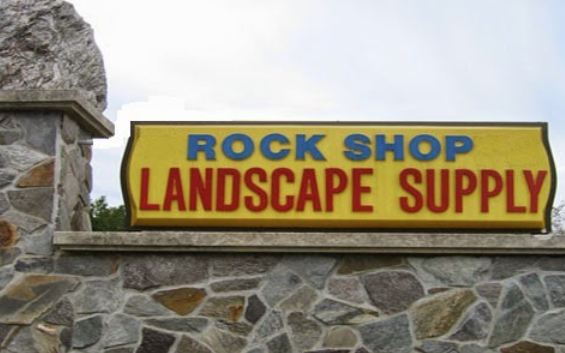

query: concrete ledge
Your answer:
[54,231,565,254]
[0,90,114,137]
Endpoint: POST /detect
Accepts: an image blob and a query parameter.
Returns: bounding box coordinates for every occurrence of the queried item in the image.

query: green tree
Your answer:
[90,196,127,231]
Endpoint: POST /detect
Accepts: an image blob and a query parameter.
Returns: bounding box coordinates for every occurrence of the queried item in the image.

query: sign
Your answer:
[122,122,556,232]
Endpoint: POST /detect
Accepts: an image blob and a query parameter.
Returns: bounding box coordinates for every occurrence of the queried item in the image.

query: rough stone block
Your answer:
[8,188,54,222]
[152,287,207,316]
[16,158,55,187]
[362,270,424,314]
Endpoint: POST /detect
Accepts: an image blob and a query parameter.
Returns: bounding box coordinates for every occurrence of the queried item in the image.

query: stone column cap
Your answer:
[0,90,114,138]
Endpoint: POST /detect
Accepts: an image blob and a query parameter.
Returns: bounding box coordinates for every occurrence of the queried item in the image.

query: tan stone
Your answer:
[412,289,477,339]
[500,340,555,353]
[199,296,245,322]
[0,220,18,248]
[17,158,55,187]
[0,275,79,324]
[152,288,207,316]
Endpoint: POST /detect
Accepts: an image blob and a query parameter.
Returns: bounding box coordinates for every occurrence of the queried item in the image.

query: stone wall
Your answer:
[3,243,565,353]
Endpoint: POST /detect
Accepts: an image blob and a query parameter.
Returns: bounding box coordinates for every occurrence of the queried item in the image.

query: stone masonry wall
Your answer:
[2,244,565,353]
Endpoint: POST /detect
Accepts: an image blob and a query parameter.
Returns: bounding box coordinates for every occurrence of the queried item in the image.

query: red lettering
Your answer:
[272,168,294,212]
[481,170,503,213]
[524,170,547,213]
[140,168,160,210]
[506,170,526,213]
[352,168,373,212]
[189,168,212,211]
[163,168,186,211]
[217,168,240,211]
[454,169,477,213]
[325,168,347,212]
[426,169,449,213]
[399,168,423,213]
[244,168,268,212]
[297,169,322,212]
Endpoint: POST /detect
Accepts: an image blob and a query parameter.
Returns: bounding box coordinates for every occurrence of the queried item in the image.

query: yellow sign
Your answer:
[122,122,556,232]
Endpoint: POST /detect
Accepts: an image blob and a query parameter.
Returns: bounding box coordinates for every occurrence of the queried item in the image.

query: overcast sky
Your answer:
[68,0,565,206]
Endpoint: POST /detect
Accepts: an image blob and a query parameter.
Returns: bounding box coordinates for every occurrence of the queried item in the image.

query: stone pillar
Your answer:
[0,90,113,351]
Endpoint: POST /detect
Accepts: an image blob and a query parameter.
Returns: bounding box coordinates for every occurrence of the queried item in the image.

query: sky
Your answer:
[68,0,565,206]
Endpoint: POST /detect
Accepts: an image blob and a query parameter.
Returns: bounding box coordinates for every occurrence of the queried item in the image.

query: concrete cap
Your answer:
[0,90,114,138]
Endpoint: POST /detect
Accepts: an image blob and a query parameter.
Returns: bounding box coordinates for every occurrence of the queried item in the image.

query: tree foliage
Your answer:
[90,196,127,231]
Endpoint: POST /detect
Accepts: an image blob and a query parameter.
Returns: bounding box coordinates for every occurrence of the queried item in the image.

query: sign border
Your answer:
[121,121,556,234]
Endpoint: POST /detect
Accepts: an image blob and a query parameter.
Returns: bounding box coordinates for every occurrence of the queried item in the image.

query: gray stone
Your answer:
[136,327,176,353]
[313,299,379,325]
[61,115,81,144]
[279,285,318,312]
[245,295,267,324]
[5,326,38,353]
[24,225,53,255]
[2,210,47,233]
[288,312,322,351]
[0,247,22,266]
[0,145,48,171]
[475,282,503,308]
[144,318,209,333]
[544,275,565,307]
[488,283,535,347]
[203,327,247,353]
[362,270,424,314]
[460,344,497,353]
[0,274,78,324]
[71,277,122,314]
[14,257,53,273]
[211,277,262,292]
[491,256,539,280]
[282,255,336,289]
[0,266,14,290]
[105,314,140,348]
[106,349,135,353]
[305,350,350,353]
[17,114,58,155]
[175,335,214,353]
[8,188,54,222]
[123,254,208,290]
[266,333,292,353]
[323,327,357,348]
[328,277,366,304]
[212,254,279,277]
[450,302,492,341]
[417,340,458,353]
[538,257,565,271]
[0,170,16,189]
[529,309,565,344]
[338,255,404,275]
[216,320,253,336]
[42,297,74,326]
[409,256,491,287]
[54,252,116,276]
[0,130,21,145]
[254,310,284,341]
[519,273,549,311]
[359,314,412,353]
[261,264,303,307]
[0,192,10,214]
[73,315,103,348]
[0,323,16,345]
[0,0,107,110]
[124,295,173,317]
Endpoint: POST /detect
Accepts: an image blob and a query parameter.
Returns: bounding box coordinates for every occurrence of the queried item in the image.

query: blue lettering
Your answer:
[296,134,326,160]
[376,134,404,161]
[187,134,216,160]
[409,134,441,161]
[445,135,473,161]
[261,133,290,160]
[344,134,371,161]
[222,133,254,160]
